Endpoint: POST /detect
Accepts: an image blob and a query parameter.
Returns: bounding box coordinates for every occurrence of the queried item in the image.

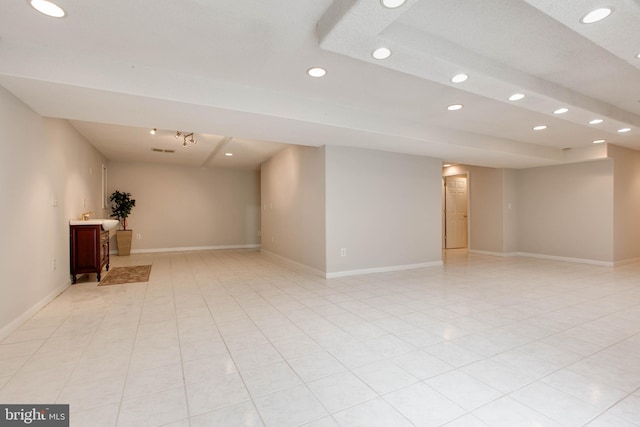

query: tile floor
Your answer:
[1,250,640,426]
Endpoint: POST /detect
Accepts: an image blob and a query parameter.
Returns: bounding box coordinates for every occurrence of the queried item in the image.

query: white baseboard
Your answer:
[0,280,70,342]
[261,250,443,279]
[613,257,640,266]
[111,244,261,255]
[516,252,614,267]
[326,261,443,279]
[470,249,623,267]
[469,250,519,257]
[260,250,326,278]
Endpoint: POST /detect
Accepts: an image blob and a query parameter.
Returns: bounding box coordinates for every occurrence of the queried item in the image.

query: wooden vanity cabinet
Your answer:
[70,224,110,283]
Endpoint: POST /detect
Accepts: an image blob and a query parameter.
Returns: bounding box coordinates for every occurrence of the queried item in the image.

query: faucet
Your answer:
[81,211,95,220]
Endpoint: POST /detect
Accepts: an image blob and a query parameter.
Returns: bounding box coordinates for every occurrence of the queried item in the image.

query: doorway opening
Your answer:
[443,173,469,253]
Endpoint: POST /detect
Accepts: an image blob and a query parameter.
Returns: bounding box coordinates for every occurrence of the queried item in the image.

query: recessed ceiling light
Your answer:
[618,127,631,133]
[553,107,569,114]
[589,119,604,125]
[533,125,547,131]
[224,152,233,157]
[581,7,613,24]
[372,47,392,60]
[443,164,452,167]
[307,67,327,78]
[636,53,640,59]
[381,0,406,8]
[447,104,463,111]
[29,0,65,17]
[508,93,525,101]
[450,74,468,83]
[149,128,157,135]
[593,139,606,144]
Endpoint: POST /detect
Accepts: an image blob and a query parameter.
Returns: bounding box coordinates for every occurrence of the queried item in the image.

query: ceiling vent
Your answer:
[152,148,175,153]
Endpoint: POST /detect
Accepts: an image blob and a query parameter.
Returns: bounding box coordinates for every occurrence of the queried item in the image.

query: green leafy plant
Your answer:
[109,190,136,230]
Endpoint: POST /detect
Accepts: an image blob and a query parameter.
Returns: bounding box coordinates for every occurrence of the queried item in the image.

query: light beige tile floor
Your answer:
[1,250,640,426]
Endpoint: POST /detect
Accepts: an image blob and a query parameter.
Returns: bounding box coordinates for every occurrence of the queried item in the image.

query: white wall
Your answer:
[325,146,442,275]
[0,85,107,338]
[608,145,640,263]
[107,161,260,252]
[261,145,442,276]
[260,145,326,272]
[502,168,519,254]
[517,159,614,262]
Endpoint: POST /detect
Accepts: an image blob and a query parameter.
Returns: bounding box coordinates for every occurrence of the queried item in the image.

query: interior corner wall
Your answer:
[608,144,640,262]
[444,164,506,254]
[516,159,614,263]
[0,85,107,338]
[107,162,261,252]
[325,146,442,275]
[260,145,326,272]
[502,168,519,254]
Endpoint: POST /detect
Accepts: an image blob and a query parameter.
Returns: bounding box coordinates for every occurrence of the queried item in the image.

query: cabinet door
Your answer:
[71,226,100,271]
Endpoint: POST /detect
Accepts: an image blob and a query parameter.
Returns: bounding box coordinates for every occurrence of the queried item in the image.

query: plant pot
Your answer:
[116,230,133,256]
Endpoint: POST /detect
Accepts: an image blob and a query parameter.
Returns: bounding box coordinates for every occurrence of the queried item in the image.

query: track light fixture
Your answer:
[175,131,197,147]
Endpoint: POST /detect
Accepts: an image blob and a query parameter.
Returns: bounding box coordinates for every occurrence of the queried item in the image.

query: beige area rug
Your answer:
[98,265,152,286]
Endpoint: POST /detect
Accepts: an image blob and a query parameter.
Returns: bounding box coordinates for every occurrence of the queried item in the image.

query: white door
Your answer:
[445,175,468,249]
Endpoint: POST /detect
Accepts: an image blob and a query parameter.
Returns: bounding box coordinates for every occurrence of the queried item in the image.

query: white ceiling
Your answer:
[1,0,639,169]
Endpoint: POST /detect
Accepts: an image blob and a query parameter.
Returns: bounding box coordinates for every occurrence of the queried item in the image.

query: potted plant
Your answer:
[109,190,136,256]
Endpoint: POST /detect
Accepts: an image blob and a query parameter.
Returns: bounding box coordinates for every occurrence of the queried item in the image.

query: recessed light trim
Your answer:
[29,0,65,17]
[553,107,569,115]
[618,127,631,133]
[372,47,392,60]
[593,139,606,144]
[589,119,604,125]
[224,152,234,157]
[581,7,613,24]
[447,104,463,111]
[381,0,406,8]
[450,74,468,83]
[508,93,525,101]
[307,67,327,78]
[533,125,547,131]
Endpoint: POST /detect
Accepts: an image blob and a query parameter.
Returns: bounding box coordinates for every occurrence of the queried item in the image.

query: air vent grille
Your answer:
[152,148,175,153]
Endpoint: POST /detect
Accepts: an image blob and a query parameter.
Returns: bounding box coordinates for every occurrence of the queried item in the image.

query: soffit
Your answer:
[0,0,637,168]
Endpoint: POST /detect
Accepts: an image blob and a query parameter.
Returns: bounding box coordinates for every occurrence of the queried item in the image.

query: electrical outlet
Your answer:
[52,258,56,271]
[340,248,347,257]
[136,233,142,240]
